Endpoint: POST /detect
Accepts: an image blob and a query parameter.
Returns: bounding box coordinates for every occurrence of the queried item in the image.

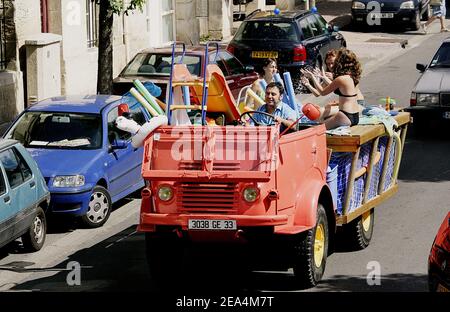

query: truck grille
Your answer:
[179,161,240,171]
[177,182,238,213]
[441,93,450,107]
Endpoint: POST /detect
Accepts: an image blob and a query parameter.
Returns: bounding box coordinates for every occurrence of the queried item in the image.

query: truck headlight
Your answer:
[416,93,439,106]
[53,175,85,187]
[158,185,174,202]
[400,1,415,9]
[352,1,365,9]
[243,187,259,203]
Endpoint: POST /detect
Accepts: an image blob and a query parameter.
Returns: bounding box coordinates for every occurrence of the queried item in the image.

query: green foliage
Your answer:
[94,0,146,15]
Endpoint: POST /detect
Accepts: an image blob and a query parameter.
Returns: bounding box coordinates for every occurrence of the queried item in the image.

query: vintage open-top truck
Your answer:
[135,43,410,288]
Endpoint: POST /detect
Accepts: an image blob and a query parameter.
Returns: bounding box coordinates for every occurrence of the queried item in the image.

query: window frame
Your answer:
[86,0,99,48]
[161,0,176,45]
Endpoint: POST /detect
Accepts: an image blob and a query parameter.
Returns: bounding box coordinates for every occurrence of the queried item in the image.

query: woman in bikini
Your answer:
[301,48,362,129]
[302,49,365,108]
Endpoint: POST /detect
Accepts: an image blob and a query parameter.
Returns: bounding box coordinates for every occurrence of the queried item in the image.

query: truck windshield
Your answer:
[5,112,102,150]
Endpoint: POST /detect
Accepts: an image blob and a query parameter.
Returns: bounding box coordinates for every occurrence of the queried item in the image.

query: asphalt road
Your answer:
[1,31,449,294]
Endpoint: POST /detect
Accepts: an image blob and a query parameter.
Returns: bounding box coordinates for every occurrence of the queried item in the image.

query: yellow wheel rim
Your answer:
[362,210,372,232]
[314,224,325,268]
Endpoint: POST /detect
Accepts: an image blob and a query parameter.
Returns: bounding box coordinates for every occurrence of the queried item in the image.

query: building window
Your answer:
[161,0,175,44]
[86,0,99,48]
[0,0,6,70]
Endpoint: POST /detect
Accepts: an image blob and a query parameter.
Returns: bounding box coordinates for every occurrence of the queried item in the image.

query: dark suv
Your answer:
[351,0,430,30]
[227,10,346,84]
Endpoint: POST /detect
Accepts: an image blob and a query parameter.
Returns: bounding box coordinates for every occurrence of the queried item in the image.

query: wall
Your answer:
[0,0,39,126]
[176,0,199,45]
[47,0,159,95]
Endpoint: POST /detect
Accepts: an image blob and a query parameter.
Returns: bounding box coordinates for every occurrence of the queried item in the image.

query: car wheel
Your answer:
[342,208,374,250]
[21,207,47,252]
[81,186,112,228]
[411,10,421,30]
[293,204,329,288]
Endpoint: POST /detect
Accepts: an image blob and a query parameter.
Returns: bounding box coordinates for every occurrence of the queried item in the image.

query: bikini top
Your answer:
[334,88,357,97]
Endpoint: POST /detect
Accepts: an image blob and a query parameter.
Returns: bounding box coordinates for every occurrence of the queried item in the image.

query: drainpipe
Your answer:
[40,0,48,33]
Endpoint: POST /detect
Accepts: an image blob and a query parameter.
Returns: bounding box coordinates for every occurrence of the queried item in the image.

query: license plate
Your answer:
[251,51,278,58]
[437,283,450,292]
[443,112,450,119]
[188,219,237,230]
[369,13,394,19]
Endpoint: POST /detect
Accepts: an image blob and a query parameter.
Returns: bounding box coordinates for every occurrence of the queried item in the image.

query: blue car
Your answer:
[0,139,49,251]
[3,95,151,228]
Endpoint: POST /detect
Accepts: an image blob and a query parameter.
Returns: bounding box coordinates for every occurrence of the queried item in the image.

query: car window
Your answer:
[234,21,298,41]
[209,52,228,75]
[306,15,325,37]
[219,51,244,75]
[0,168,6,196]
[298,18,314,40]
[0,148,31,189]
[107,107,132,143]
[122,53,202,76]
[15,148,32,181]
[5,112,102,149]
[314,14,329,35]
[430,43,450,67]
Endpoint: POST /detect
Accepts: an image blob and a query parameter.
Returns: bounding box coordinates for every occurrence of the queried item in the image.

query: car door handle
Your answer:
[4,196,10,203]
[30,181,36,188]
[226,80,235,84]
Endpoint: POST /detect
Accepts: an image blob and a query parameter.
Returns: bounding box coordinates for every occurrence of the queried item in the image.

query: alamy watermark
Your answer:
[66,261,81,286]
[366,260,381,286]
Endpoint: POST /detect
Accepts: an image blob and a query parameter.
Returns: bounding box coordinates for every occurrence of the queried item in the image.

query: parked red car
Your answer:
[428,211,450,292]
[112,45,258,102]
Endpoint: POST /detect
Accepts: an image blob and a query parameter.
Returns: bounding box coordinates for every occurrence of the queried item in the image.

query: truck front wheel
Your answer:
[293,204,329,288]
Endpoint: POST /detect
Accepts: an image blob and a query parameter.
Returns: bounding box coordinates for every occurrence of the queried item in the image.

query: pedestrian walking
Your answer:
[421,0,449,33]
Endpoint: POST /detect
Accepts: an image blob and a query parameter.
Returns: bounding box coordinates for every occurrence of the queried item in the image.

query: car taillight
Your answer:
[293,45,306,62]
[227,44,235,55]
[410,92,416,106]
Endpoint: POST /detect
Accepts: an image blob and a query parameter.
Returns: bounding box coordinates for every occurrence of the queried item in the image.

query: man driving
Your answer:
[250,82,297,131]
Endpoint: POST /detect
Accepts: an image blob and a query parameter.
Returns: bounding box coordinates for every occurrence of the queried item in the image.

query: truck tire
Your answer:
[344,208,374,250]
[145,232,184,287]
[21,207,47,252]
[293,204,329,288]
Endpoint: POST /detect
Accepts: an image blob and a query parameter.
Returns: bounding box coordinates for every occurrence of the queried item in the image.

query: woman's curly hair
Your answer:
[332,48,362,86]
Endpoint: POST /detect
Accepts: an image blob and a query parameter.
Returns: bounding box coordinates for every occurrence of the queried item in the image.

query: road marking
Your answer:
[105,230,137,249]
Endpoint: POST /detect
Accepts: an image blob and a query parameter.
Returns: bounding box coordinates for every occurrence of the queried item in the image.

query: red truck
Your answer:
[135,43,410,288]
